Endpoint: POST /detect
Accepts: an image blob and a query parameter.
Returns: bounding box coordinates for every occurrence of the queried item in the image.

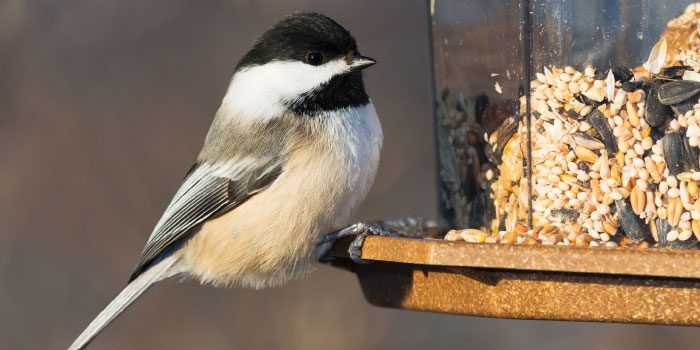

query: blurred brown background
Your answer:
[1,0,698,349]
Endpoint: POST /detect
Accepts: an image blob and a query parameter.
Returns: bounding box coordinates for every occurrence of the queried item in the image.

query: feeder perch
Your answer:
[327,236,700,325]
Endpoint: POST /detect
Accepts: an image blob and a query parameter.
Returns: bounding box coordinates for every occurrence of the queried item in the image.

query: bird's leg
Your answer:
[319,217,430,264]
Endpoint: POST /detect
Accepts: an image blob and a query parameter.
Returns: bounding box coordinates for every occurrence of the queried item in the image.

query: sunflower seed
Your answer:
[615,200,651,242]
[645,80,673,127]
[586,109,617,156]
[663,132,689,175]
[658,80,700,105]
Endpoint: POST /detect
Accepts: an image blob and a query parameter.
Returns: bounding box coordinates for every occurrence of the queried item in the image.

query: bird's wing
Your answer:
[130,157,282,280]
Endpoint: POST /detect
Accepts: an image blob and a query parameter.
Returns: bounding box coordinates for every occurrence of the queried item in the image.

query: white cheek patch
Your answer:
[218,58,350,122]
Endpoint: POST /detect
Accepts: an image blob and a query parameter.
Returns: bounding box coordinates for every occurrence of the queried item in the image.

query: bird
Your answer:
[69,12,382,349]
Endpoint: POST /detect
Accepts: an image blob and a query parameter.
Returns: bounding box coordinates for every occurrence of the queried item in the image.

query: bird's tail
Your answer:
[68,255,179,350]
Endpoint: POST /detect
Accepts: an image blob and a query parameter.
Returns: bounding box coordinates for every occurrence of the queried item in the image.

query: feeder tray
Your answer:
[327,236,700,326]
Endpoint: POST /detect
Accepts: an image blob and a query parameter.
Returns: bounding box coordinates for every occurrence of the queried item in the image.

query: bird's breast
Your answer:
[182,103,382,288]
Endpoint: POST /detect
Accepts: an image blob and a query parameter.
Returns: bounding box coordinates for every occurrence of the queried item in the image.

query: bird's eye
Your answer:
[305,51,324,66]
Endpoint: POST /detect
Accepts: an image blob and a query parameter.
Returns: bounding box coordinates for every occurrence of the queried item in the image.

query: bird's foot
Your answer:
[319,217,432,264]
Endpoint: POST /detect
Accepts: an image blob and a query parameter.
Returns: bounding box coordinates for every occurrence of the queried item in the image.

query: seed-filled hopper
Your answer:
[326,1,700,325]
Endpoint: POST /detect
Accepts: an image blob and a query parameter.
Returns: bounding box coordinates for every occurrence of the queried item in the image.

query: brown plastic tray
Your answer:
[327,236,700,326]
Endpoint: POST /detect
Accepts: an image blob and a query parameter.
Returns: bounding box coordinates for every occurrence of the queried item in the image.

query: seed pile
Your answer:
[445,3,700,249]
[436,90,498,229]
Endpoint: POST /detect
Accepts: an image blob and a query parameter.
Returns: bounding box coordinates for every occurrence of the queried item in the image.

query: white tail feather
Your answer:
[68,256,179,350]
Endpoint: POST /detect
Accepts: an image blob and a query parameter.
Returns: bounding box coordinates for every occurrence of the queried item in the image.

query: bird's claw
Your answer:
[319,221,404,264]
[347,233,368,264]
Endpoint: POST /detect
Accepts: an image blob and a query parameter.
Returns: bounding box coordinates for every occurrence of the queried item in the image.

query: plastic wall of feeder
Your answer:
[433,0,526,236]
[528,1,683,69]
[433,0,700,249]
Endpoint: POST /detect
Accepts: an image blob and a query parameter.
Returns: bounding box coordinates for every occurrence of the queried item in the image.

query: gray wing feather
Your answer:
[130,158,282,280]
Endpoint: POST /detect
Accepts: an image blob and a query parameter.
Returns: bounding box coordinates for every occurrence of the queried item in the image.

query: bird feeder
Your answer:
[327,0,700,325]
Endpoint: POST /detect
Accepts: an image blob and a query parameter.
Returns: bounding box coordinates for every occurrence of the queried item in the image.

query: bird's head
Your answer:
[221,12,375,121]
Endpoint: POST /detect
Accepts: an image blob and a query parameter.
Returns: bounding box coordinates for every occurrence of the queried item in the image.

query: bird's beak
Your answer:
[349,55,376,70]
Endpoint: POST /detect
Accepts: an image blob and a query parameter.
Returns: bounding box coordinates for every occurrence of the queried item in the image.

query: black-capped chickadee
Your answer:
[69,12,382,349]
